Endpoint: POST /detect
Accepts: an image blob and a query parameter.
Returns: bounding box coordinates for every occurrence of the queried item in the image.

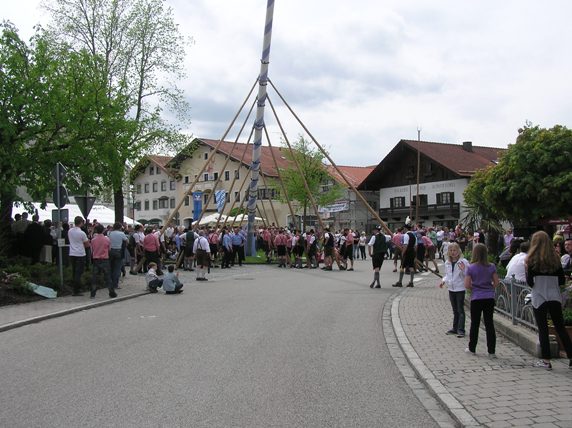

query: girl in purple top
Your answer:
[464,243,500,357]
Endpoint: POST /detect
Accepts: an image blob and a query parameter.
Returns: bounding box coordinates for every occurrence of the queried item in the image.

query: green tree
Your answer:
[462,167,504,255]
[43,0,192,221]
[0,22,128,256]
[482,124,572,225]
[279,136,343,229]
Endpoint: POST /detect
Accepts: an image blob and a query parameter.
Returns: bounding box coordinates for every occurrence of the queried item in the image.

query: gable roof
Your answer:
[169,138,293,177]
[359,139,506,190]
[149,155,174,175]
[326,165,375,188]
[401,140,503,176]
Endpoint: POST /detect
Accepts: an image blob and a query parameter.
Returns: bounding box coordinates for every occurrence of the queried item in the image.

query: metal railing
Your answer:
[494,277,537,331]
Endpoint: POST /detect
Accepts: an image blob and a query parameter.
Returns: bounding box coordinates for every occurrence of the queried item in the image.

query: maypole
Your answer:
[246,0,275,256]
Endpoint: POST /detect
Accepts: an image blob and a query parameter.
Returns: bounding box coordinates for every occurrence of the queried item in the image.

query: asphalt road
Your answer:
[0,261,439,428]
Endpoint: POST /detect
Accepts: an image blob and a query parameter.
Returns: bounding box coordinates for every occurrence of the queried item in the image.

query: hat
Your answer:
[375,225,382,230]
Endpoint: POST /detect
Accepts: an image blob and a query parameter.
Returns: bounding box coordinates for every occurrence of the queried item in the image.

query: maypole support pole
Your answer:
[246,0,275,256]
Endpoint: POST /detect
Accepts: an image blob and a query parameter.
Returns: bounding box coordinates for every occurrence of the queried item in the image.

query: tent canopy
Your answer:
[13,202,139,226]
[192,213,227,226]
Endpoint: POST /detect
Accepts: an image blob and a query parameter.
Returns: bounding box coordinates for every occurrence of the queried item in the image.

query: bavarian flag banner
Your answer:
[215,190,226,213]
[192,191,203,221]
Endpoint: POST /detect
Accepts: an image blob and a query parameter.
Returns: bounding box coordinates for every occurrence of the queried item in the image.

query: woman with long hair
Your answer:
[465,243,499,357]
[440,243,469,337]
[526,231,572,370]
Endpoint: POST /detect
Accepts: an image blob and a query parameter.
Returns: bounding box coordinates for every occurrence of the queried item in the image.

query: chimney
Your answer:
[462,141,473,152]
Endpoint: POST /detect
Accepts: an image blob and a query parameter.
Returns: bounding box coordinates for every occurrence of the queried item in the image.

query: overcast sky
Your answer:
[4,0,572,166]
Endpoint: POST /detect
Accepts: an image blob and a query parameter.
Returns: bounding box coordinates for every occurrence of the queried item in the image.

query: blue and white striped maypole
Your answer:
[246,0,275,256]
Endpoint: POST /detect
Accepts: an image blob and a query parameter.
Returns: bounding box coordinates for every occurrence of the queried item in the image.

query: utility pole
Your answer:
[415,128,421,225]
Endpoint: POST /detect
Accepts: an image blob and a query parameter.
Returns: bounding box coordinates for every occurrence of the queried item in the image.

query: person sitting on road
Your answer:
[162,265,183,294]
[145,262,162,293]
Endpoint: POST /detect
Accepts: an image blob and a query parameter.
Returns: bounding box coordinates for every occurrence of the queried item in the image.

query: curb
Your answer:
[391,290,481,427]
[0,291,150,333]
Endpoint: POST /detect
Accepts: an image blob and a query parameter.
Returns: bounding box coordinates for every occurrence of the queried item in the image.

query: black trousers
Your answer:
[468,298,496,354]
[449,290,466,334]
[534,300,572,359]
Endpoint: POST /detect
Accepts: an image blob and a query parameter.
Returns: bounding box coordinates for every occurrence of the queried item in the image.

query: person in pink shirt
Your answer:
[143,227,162,273]
[90,224,116,298]
[208,228,220,267]
[274,228,288,267]
[422,232,439,273]
[391,228,404,272]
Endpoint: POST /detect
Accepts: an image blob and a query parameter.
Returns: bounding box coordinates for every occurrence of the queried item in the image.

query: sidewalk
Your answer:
[0,264,261,332]
[0,271,149,332]
[392,274,572,427]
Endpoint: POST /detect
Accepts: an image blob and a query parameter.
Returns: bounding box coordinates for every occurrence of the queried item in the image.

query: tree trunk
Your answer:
[303,202,307,232]
[114,186,124,224]
[487,229,500,257]
[0,193,15,258]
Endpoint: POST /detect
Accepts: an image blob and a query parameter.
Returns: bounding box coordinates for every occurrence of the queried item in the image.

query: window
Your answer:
[184,196,190,206]
[203,173,209,182]
[155,167,160,175]
[226,193,230,203]
[144,183,149,193]
[424,162,433,177]
[184,176,189,184]
[224,171,230,181]
[437,192,454,204]
[161,181,167,191]
[204,152,208,160]
[144,200,149,211]
[411,194,428,206]
[258,188,279,200]
[234,191,240,202]
[159,198,168,209]
[234,170,239,179]
[152,200,158,210]
[170,180,176,190]
[203,194,209,204]
[213,172,219,181]
[390,197,406,208]
[134,201,141,211]
[149,166,154,175]
[136,184,141,194]
[170,198,175,209]
[152,182,158,192]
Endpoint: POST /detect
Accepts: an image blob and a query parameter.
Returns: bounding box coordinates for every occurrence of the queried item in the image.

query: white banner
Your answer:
[319,202,349,213]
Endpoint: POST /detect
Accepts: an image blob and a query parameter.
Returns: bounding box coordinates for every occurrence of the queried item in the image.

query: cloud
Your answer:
[5,0,572,165]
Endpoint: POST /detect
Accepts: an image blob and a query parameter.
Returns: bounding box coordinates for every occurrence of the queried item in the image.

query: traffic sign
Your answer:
[53,186,69,208]
[75,196,96,219]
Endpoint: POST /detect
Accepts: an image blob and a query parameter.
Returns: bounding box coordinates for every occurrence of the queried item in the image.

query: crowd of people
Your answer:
[8,212,572,371]
[438,226,572,371]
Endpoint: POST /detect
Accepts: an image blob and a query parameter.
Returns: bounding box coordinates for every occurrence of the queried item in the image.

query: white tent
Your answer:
[13,202,139,226]
[226,214,265,224]
[192,213,227,226]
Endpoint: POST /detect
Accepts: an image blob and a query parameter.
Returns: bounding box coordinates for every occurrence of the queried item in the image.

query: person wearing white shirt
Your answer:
[505,241,529,283]
[68,216,90,296]
[193,230,211,281]
[561,239,572,275]
[439,243,469,337]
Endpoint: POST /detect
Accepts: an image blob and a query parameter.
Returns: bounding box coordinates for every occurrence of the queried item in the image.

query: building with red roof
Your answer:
[358,140,506,230]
